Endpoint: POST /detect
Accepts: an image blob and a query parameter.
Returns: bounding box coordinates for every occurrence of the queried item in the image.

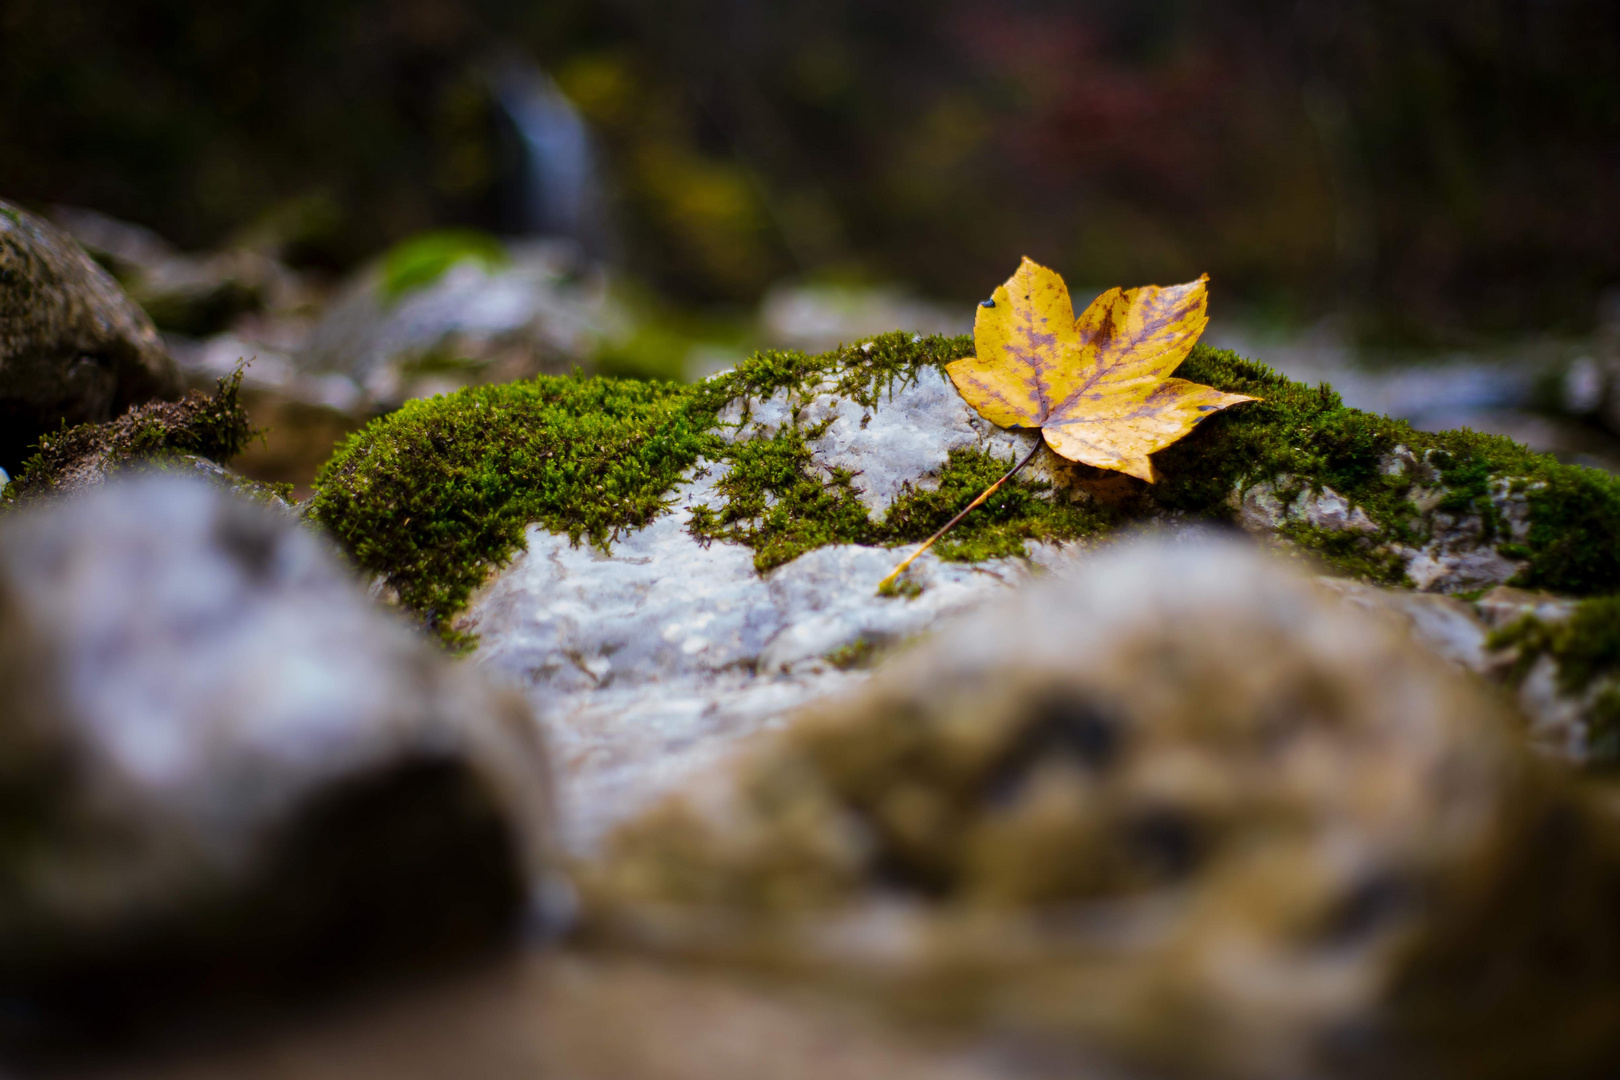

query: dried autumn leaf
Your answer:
[946,256,1255,482]
[878,258,1255,592]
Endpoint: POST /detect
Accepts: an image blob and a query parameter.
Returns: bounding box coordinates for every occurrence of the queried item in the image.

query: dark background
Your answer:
[3,0,1617,341]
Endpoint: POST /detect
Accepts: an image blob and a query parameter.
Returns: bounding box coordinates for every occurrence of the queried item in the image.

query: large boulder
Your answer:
[586,538,1620,1080]
[0,199,180,471]
[0,475,554,1047]
[309,334,1620,851]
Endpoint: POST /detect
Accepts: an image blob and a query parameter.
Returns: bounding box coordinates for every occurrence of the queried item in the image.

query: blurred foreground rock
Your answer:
[588,538,1620,1080]
[0,476,554,1048]
[0,199,181,472]
[57,952,1043,1080]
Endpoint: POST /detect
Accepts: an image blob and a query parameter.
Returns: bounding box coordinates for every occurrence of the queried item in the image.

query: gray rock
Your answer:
[299,240,618,408]
[458,353,1588,853]
[49,203,299,338]
[0,199,180,471]
[1231,444,1537,594]
[458,463,1077,851]
[589,537,1620,1080]
[716,362,1048,515]
[0,475,554,1042]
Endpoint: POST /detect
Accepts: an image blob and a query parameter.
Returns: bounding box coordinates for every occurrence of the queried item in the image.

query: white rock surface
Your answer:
[1232,479,1378,536]
[718,364,1059,515]
[459,464,1076,849]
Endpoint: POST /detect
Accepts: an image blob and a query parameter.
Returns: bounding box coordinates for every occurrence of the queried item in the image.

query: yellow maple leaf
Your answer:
[947,256,1255,483]
[879,258,1255,592]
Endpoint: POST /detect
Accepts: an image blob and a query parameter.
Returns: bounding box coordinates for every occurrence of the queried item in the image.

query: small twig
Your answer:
[877,439,1043,594]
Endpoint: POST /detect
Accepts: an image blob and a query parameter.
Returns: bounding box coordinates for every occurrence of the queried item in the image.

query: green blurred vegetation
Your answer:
[378,229,510,303]
[2,0,1616,337]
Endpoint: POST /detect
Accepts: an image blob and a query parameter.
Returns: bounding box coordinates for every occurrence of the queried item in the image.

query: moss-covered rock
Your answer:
[310,331,1620,643]
[583,538,1620,1080]
[0,198,182,472]
[0,371,284,507]
[1486,594,1620,761]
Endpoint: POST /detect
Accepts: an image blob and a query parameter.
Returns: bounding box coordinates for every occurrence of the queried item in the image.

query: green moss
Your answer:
[713,331,970,410]
[687,424,875,571]
[825,637,882,671]
[686,431,1115,576]
[378,229,509,304]
[2,370,256,505]
[1588,687,1620,762]
[687,331,1113,573]
[309,333,1620,647]
[887,449,1117,563]
[1488,596,1620,761]
[1489,596,1620,694]
[1161,346,1620,593]
[309,374,721,643]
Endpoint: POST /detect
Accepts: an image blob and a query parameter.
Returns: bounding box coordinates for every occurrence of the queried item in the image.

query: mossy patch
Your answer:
[1158,347,1620,593]
[686,435,1116,574]
[1,371,266,506]
[824,636,883,671]
[308,332,1620,646]
[1490,597,1620,694]
[687,331,1116,571]
[1489,596,1620,759]
[308,374,721,643]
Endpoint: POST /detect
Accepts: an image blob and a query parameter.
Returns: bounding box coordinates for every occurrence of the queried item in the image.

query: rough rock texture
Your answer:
[300,240,616,408]
[0,198,181,471]
[587,538,1620,1080]
[715,360,1053,515]
[1478,592,1620,763]
[459,463,1076,851]
[0,475,554,1046]
[1233,445,1539,593]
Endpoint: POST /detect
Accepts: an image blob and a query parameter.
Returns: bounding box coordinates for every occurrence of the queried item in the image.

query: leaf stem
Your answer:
[877,438,1044,594]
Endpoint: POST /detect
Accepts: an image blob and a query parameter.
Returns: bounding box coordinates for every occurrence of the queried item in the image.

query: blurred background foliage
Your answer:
[2,0,1617,340]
